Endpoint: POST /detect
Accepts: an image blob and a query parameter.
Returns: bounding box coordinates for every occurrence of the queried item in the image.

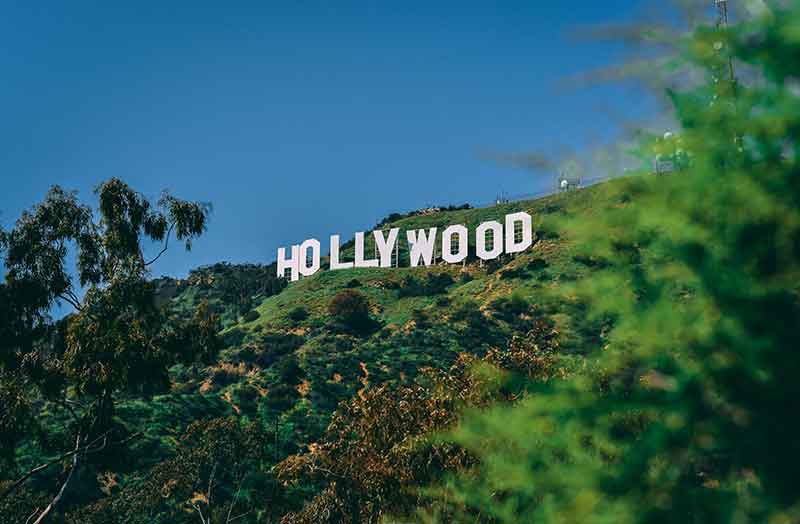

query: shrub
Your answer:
[254,332,305,368]
[398,273,455,297]
[222,327,246,347]
[489,295,531,324]
[526,258,548,271]
[265,384,299,412]
[425,273,454,293]
[329,289,371,321]
[288,306,309,322]
[397,276,425,297]
[434,296,451,308]
[242,309,260,323]
[277,356,305,386]
[572,254,610,269]
[328,289,378,335]
[498,267,529,280]
[411,309,430,330]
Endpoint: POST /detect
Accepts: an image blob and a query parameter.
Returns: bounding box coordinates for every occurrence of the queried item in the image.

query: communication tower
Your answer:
[714,0,736,82]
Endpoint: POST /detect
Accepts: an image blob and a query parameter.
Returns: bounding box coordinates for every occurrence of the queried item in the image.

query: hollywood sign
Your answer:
[277,211,535,282]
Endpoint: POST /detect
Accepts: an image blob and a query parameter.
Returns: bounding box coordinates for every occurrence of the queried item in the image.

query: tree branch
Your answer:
[189,501,208,524]
[225,474,247,524]
[31,434,81,524]
[144,222,175,266]
[56,293,82,311]
[0,431,140,503]
[228,510,252,523]
[24,507,40,524]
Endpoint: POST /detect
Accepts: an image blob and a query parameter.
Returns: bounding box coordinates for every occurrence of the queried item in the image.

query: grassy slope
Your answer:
[110,179,625,469]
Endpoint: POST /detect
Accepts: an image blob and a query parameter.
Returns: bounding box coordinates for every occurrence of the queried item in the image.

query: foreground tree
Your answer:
[66,417,269,524]
[431,5,800,524]
[276,320,559,523]
[0,178,219,522]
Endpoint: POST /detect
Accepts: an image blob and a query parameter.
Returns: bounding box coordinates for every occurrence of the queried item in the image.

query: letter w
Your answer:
[406,228,437,267]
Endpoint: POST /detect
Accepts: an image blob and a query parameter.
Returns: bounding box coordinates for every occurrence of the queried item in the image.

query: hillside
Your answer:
[2,178,630,522]
[126,181,621,459]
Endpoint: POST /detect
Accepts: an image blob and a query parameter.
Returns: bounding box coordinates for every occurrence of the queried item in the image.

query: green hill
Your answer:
[142,181,620,453]
[4,178,628,522]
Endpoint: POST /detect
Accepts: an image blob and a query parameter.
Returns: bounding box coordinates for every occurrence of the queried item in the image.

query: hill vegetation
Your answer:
[2,4,800,523]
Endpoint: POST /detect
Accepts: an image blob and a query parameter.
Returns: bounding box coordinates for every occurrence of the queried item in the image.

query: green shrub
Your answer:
[344,278,362,288]
[242,309,260,323]
[328,289,379,335]
[526,258,548,271]
[489,295,531,323]
[287,306,309,322]
[398,273,454,297]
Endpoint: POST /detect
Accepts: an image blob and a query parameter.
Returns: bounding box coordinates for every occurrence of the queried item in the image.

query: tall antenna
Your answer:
[714,0,736,83]
[715,0,729,27]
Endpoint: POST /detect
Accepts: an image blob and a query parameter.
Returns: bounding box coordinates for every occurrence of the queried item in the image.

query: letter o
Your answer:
[476,221,503,260]
[299,239,321,276]
[442,225,468,264]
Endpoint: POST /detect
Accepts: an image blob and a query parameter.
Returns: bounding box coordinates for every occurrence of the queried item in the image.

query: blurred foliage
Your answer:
[428,5,800,524]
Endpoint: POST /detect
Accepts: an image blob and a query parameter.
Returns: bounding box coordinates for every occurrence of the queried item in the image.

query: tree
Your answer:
[0,178,219,521]
[66,418,269,524]
[430,6,800,524]
[276,319,559,523]
[328,289,378,335]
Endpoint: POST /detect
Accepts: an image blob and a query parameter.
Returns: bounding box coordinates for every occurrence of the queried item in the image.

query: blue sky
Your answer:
[1,1,661,283]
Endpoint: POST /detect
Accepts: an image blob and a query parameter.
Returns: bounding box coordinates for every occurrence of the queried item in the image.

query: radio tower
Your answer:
[715,0,736,83]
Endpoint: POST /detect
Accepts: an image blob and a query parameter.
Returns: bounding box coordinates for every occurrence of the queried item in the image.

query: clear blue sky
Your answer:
[1,1,660,282]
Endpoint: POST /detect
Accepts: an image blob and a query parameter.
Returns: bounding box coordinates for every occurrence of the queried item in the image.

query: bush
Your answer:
[287,306,309,322]
[432,9,800,523]
[489,295,531,323]
[344,278,362,288]
[398,273,455,297]
[498,266,529,280]
[411,309,430,330]
[265,383,299,412]
[526,258,548,271]
[328,289,378,335]
[329,289,370,321]
[242,309,260,323]
[426,272,454,293]
[435,296,451,308]
[232,383,260,410]
[572,254,610,269]
[277,356,305,386]
[397,275,425,297]
[253,332,305,368]
[222,327,246,347]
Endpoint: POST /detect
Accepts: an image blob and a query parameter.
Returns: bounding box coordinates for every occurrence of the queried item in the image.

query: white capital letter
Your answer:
[406,228,437,267]
[505,212,533,254]
[329,234,353,270]
[442,225,468,264]
[355,232,379,268]
[476,220,503,260]
[299,239,321,277]
[373,228,399,268]
[277,245,300,282]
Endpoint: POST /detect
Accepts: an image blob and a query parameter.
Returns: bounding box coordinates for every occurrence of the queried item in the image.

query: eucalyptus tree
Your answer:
[0,178,220,522]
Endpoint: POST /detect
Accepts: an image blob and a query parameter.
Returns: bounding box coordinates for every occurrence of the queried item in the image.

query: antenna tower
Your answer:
[714,0,736,83]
